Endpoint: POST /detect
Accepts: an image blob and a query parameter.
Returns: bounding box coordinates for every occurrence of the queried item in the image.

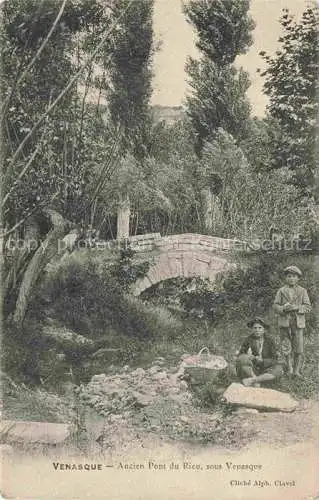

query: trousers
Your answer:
[236,354,284,380]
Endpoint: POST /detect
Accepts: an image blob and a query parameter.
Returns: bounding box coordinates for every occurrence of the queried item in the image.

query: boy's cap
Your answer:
[283,265,302,277]
[247,317,269,329]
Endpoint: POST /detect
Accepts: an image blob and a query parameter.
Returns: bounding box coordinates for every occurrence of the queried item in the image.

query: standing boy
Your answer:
[273,265,311,377]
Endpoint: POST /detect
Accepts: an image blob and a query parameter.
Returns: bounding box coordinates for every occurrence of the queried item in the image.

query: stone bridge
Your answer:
[125,233,248,296]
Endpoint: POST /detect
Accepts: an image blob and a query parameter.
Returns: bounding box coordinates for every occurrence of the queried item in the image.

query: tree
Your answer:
[103,0,155,157]
[239,117,274,173]
[183,0,255,154]
[199,129,311,239]
[96,0,155,237]
[1,0,107,229]
[0,0,123,326]
[259,7,319,195]
[186,60,251,153]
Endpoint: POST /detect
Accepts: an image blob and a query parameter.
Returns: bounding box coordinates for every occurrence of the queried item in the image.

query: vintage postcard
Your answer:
[1,0,318,498]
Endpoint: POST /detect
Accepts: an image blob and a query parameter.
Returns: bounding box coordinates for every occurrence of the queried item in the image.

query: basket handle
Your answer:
[198,347,210,356]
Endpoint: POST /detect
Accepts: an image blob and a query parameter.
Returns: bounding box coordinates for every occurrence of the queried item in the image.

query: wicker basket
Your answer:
[183,347,228,385]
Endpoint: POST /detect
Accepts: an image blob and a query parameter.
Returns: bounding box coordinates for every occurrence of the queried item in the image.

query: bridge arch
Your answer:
[129,233,242,296]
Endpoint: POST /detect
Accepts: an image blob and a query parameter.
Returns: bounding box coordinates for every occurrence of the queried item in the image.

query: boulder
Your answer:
[132,392,153,407]
[149,366,161,375]
[223,383,298,412]
[0,420,71,444]
[152,371,167,380]
[235,408,259,415]
[42,325,93,348]
[152,357,166,366]
[131,368,146,377]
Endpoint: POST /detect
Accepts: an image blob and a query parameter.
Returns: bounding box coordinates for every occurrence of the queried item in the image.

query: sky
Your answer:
[152,0,309,116]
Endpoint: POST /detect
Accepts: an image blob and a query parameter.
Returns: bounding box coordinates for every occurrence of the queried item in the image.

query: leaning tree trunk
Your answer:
[11,210,76,328]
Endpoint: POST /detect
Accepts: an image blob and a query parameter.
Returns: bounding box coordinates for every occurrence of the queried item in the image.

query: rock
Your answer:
[180,416,189,423]
[131,368,146,377]
[152,357,166,366]
[148,366,161,374]
[179,381,188,390]
[132,392,153,407]
[170,387,180,395]
[180,353,191,361]
[152,371,167,380]
[0,420,71,445]
[168,367,178,374]
[88,395,100,405]
[223,383,298,412]
[235,408,259,415]
[91,374,106,382]
[150,425,160,431]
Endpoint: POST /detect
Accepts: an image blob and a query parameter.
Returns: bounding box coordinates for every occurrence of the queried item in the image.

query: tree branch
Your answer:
[9,0,136,168]
[1,0,68,119]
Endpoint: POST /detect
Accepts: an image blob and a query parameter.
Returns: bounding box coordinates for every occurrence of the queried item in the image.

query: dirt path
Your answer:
[2,398,319,500]
[231,399,319,450]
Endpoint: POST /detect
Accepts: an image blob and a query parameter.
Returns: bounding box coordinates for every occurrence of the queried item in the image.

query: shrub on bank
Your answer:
[213,252,318,332]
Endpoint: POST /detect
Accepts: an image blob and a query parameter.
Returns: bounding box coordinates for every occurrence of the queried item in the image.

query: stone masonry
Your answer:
[128,233,246,296]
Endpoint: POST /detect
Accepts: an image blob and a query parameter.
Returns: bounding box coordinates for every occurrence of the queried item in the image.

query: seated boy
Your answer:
[236,317,284,387]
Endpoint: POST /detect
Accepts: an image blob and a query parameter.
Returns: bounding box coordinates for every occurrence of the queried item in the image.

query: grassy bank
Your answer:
[2,250,318,403]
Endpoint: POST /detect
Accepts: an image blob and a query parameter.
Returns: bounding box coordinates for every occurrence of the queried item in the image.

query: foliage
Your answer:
[2,375,75,421]
[99,0,155,158]
[37,247,149,335]
[184,0,254,64]
[186,61,251,149]
[259,7,319,194]
[199,129,311,238]
[183,0,254,152]
[239,117,274,173]
[212,253,318,330]
[142,276,223,321]
[99,118,204,236]
[129,118,201,235]
[123,120,312,238]
[2,245,150,383]
[1,0,108,227]
[142,252,318,335]
[88,0,158,239]
[1,0,123,327]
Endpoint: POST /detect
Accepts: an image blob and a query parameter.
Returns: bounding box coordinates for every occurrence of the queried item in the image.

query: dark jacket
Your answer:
[238,334,278,368]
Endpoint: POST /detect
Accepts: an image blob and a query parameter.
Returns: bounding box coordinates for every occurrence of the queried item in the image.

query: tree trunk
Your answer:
[117,194,130,239]
[201,187,213,233]
[24,214,41,241]
[202,188,223,234]
[12,210,74,328]
[212,194,223,232]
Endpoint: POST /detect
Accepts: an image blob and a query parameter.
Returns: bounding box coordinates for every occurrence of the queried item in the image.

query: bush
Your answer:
[141,252,318,335]
[36,246,149,338]
[2,319,52,385]
[3,245,151,384]
[214,252,318,332]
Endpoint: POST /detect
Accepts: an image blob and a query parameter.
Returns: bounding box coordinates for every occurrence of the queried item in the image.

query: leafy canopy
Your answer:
[183,0,254,152]
[260,7,319,194]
